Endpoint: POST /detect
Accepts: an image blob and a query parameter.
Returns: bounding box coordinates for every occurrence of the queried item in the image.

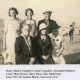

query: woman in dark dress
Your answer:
[15,24,36,64]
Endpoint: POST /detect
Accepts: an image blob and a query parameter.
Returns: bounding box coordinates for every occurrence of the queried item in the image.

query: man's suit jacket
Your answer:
[35,35,52,57]
[15,36,36,64]
[34,35,53,64]
[38,19,59,33]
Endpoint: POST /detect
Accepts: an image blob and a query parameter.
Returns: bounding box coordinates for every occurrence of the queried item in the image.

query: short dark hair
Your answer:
[9,7,18,16]
[25,8,34,16]
[21,23,31,34]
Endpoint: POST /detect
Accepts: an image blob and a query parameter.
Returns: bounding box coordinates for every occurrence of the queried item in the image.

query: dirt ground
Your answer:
[63,34,80,64]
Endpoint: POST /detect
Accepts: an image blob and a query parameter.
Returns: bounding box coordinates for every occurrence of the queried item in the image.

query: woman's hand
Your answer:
[29,57,35,64]
[55,53,60,57]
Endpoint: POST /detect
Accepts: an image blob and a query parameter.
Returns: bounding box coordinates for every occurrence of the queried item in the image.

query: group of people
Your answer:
[2,7,65,65]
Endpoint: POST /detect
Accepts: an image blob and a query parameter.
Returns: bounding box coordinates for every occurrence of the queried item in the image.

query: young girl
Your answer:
[49,29,65,64]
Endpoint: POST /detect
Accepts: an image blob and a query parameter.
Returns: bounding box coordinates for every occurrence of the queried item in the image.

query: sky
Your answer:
[0,0,80,27]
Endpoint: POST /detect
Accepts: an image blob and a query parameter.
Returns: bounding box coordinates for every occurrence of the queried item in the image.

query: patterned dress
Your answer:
[4,18,21,64]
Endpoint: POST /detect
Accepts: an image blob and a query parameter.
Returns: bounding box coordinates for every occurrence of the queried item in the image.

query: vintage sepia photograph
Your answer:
[0,0,80,65]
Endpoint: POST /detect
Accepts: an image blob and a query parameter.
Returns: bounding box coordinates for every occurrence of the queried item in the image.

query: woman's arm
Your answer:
[3,21,8,51]
[56,41,64,57]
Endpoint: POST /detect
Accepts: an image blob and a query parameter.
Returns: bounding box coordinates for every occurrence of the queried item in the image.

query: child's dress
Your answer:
[49,33,65,64]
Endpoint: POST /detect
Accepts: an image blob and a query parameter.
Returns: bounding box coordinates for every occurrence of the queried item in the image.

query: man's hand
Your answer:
[41,55,49,60]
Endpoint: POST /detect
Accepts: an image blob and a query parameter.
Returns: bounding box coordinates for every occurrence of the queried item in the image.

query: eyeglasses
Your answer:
[53,39,59,41]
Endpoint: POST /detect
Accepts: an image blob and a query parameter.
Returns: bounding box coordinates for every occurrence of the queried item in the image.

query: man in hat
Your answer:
[38,11,59,34]
[35,23,54,64]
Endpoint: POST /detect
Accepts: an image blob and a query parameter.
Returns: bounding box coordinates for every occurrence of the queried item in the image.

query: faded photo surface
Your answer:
[0,0,80,64]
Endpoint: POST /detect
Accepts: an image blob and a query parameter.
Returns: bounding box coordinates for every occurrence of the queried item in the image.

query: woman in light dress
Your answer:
[22,8,37,37]
[3,7,21,64]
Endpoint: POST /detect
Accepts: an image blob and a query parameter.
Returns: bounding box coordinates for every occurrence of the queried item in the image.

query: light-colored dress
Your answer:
[4,18,21,64]
[22,19,37,37]
[49,33,65,64]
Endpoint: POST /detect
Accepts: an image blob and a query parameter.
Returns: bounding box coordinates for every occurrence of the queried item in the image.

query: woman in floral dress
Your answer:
[22,8,37,37]
[3,7,21,64]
